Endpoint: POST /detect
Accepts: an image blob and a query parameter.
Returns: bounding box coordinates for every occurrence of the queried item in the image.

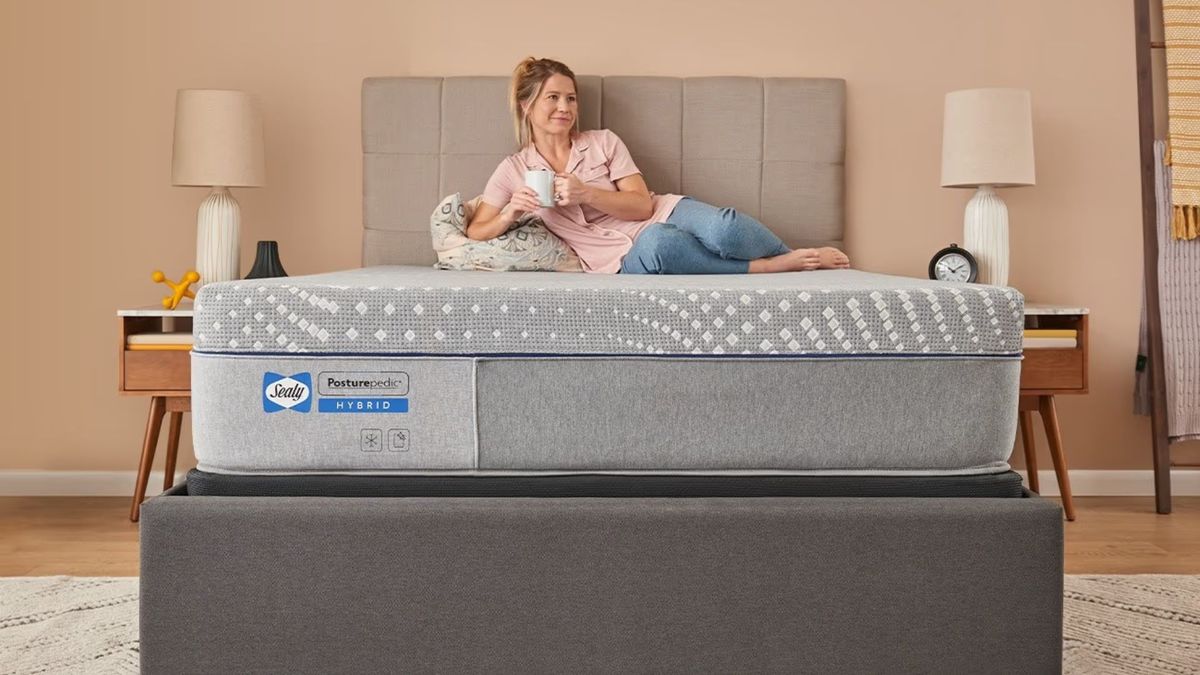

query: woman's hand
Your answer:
[553,173,591,207]
[505,186,544,217]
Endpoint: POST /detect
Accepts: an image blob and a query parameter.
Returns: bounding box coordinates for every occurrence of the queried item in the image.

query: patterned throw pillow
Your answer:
[430,193,583,272]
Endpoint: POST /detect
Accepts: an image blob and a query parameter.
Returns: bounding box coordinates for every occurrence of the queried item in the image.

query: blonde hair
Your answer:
[509,57,579,147]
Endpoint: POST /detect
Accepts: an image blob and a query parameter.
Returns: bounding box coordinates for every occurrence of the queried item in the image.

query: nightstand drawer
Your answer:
[124,351,191,391]
[1020,349,1084,391]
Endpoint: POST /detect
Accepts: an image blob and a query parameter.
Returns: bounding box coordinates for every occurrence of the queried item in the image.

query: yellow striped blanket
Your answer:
[1164,1,1200,239]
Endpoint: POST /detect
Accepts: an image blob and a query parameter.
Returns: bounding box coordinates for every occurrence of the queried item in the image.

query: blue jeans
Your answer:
[619,198,790,274]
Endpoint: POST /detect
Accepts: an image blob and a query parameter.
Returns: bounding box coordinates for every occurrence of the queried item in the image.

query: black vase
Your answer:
[245,241,288,279]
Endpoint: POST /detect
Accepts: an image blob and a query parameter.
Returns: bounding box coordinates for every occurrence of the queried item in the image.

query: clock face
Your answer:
[934,253,971,282]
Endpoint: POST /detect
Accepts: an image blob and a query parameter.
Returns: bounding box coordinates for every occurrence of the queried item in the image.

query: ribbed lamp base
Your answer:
[195,187,240,286]
[962,185,1009,286]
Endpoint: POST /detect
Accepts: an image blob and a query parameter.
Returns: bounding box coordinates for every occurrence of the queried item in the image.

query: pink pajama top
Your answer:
[481,129,684,273]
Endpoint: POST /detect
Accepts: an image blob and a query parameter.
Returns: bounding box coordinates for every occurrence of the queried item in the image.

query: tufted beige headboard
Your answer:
[361,76,845,266]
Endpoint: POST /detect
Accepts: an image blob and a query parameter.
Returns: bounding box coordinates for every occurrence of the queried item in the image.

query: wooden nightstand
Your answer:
[1020,304,1089,521]
[118,307,192,522]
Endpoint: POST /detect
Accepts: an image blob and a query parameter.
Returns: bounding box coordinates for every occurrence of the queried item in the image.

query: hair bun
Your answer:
[515,57,538,74]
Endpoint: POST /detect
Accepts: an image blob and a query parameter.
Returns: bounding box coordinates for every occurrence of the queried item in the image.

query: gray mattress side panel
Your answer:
[192,353,477,472]
[476,357,1019,471]
[140,494,1064,674]
[194,352,1017,474]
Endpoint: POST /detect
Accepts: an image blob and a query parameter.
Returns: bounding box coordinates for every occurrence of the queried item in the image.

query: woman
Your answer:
[467,57,851,275]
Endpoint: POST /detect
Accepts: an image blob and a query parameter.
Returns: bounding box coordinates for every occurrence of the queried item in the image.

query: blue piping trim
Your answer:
[194,350,1022,360]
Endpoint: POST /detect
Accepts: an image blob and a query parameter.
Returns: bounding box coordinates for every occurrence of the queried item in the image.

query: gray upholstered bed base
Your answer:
[140,486,1063,674]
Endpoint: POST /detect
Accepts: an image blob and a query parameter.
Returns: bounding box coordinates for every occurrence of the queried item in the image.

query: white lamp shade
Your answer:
[172,89,265,187]
[941,88,1035,188]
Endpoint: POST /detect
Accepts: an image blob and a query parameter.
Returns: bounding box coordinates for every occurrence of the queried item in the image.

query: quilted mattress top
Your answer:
[192,266,1024,357]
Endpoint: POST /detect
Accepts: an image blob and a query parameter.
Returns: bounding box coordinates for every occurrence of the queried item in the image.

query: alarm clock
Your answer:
[928,243,978,283]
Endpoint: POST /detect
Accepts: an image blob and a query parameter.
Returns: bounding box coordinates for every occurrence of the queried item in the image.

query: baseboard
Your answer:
[1015,469,1200,496]
[0,469,1197,497]
[0,471,185,496]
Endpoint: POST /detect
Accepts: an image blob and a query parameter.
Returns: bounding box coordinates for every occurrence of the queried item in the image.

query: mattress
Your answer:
[192,266,1024,476]
[185,468,1027,498]
[194,266,1023,356]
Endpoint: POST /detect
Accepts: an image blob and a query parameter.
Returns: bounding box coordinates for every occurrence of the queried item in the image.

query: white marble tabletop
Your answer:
[1024,303,1089,316]
[117,305,194,317]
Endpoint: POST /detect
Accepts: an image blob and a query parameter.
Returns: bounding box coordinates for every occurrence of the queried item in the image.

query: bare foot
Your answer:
[818,247,850,269]
[750,248,821,273]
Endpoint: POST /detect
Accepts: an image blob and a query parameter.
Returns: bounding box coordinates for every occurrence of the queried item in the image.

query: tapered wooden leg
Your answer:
[163,411,182,491]
[131,396,166,522]
[1019,411,1039,493]
[1038,395,1075,521]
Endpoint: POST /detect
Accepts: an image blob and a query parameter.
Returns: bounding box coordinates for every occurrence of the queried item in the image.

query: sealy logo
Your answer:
[263,372,313,413]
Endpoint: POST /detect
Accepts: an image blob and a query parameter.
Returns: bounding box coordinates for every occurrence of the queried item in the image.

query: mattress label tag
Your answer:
[317,398,409,413]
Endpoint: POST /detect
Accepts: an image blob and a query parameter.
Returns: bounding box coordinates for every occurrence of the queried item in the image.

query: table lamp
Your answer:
[172,89,265,285]
[941,88,1035,286]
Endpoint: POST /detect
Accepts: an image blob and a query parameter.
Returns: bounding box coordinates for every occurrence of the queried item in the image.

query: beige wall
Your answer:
[2,0,1194,473]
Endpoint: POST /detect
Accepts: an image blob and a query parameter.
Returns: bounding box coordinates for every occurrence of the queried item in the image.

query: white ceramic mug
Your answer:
[524,169,555,207]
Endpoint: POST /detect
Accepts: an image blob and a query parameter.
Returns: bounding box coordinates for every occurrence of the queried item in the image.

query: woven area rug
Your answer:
[1063,575,1200,674]
[1,576,1197,673]
[0,577,138,674]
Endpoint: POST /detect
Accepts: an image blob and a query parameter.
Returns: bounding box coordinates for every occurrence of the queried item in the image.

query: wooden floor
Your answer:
[1,496,1198,576]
